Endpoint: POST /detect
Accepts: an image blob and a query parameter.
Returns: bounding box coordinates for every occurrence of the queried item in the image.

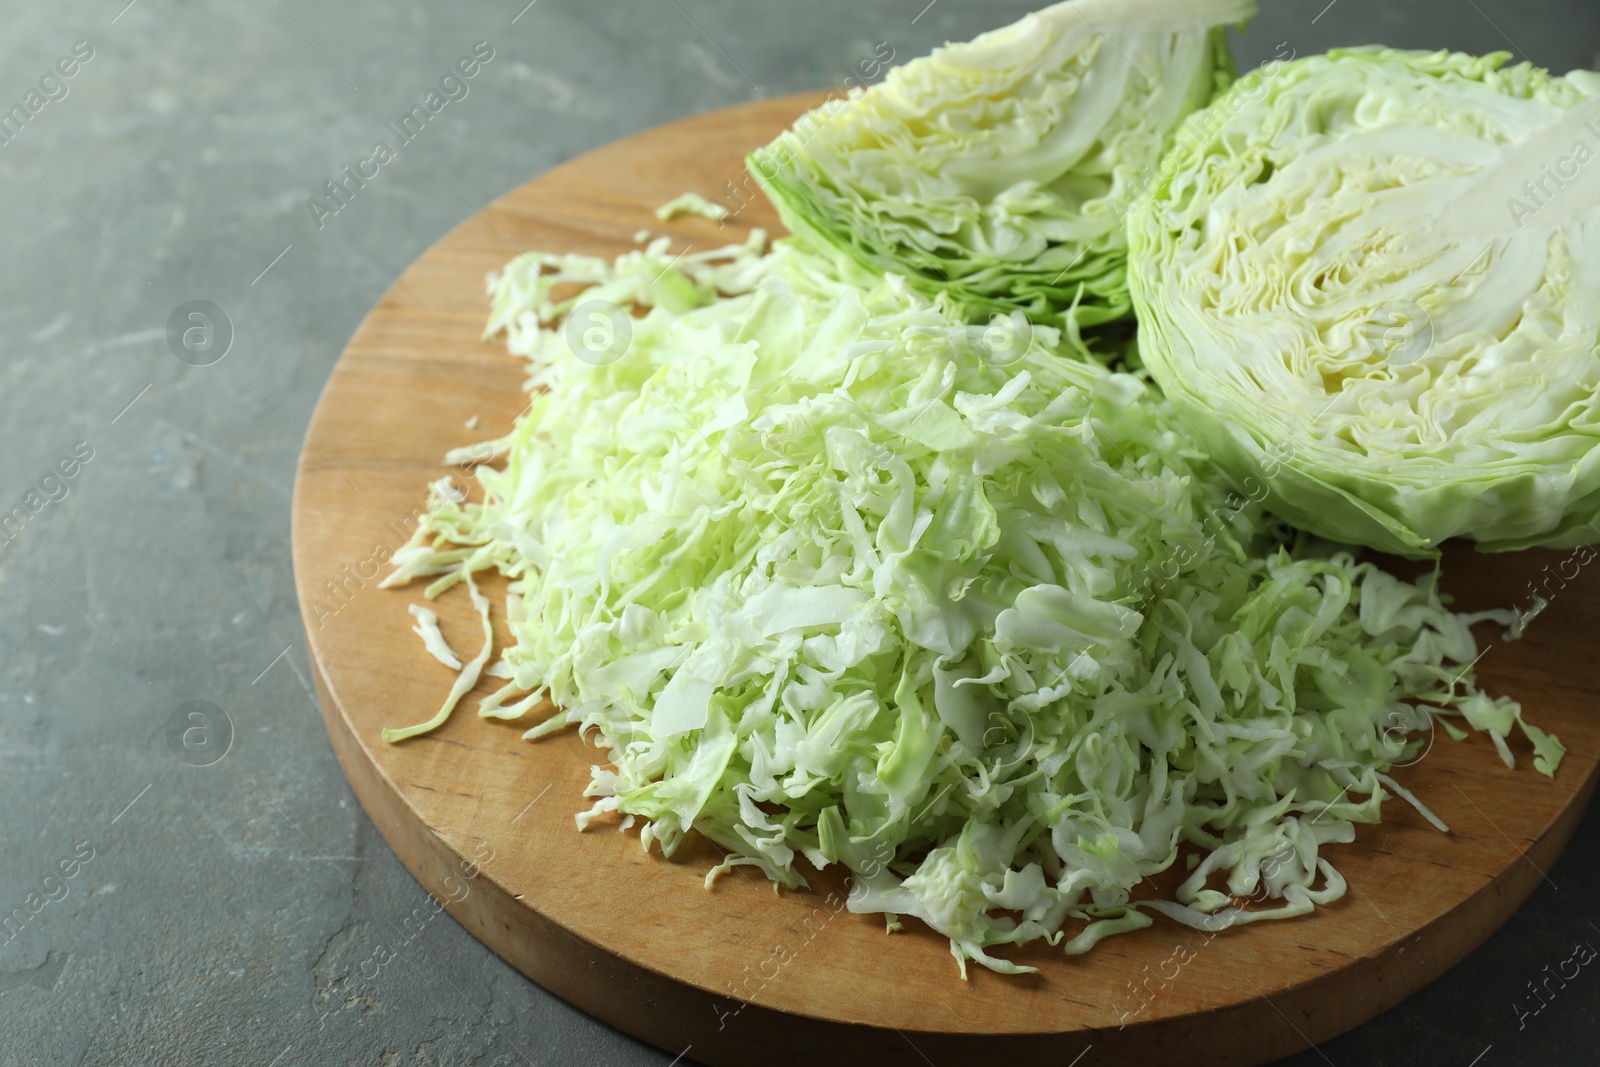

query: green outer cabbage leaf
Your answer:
[382,232,1558,975]
[748,0,1254,331]
[1128,47,1600,556]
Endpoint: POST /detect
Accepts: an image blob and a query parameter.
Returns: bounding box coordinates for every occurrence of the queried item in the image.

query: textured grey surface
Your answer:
[1,1,1598,1065]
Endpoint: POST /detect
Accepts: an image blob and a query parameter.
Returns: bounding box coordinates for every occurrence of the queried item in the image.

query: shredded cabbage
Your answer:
[748,0,1255,330]
[409,603,462,670]
[382,231,1557,974]
[655,192,731,222]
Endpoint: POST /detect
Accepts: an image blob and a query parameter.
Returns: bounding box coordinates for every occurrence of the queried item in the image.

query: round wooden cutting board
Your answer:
[291,92,1600,1067]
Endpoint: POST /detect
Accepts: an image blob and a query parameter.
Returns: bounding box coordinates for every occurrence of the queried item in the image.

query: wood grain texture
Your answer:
[291,92,1600,1066]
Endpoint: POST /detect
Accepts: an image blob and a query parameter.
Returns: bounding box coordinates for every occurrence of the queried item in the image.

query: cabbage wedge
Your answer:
[748,0,1254,330]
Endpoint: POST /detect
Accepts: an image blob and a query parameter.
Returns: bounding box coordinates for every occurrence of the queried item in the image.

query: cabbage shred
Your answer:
[382,232,1557,975]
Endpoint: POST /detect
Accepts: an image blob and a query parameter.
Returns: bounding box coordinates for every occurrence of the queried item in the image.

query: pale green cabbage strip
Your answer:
[1129,48,1600,555]
[382,234,1560,975]
[749,0,1255,330]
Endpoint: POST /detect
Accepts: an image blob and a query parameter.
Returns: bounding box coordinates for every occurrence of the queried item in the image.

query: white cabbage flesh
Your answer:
[381,231,1559,974]
[1129,48,1600,555]
[749,0,1255,330]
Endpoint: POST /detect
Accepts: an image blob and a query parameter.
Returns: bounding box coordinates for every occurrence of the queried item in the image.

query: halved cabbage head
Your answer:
[1129,48,1600,556]
[748,0,1254,330]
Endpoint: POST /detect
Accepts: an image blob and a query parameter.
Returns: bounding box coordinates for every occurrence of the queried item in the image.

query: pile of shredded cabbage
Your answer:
[381,232,1561,975]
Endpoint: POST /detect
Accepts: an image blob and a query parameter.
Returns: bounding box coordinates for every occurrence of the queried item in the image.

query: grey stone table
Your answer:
[1,1,1597,1064]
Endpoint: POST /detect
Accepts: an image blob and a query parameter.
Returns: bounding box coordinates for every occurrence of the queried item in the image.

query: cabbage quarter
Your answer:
[1129,48,1600,556]
[750,0,1255,330]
